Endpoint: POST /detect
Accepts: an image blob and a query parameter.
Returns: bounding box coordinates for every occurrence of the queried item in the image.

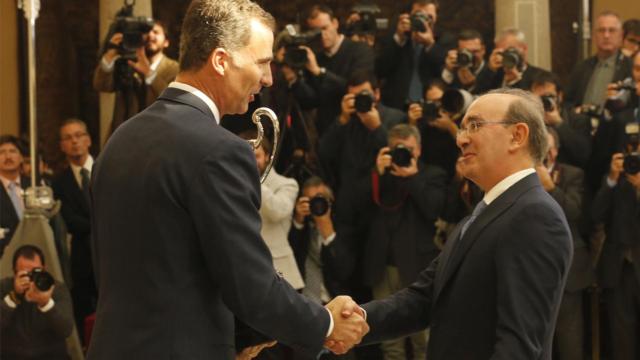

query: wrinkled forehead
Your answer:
[462,94,513,125]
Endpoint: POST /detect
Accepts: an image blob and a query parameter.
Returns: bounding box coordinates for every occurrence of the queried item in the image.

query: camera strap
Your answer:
[371,170,408,211]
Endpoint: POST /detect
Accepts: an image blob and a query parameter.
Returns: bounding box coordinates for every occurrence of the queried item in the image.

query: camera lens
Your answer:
[422,102,440,122]
[29,268,55,292]
[457,49,473,68]
[540,95,555,112]
[410,13,429,33]
[391,144,413,167]
[624,153,640,175]
[354,91,374,113]
[501,48,521,70]
[309,195,330,216]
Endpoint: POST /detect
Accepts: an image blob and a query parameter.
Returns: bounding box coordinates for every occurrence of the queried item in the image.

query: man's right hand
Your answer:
[294,197,310,224]
[103,33,123,63]
[608,153,625,183]
[13,271,30,295]
[395,13,411,44]
[488,48,503,72]
[324,296,369,355]
[376,147,392,175]
[339,94,356,125]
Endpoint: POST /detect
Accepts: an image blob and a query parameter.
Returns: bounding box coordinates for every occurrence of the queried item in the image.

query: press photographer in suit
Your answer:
[329,88,573,359]
[87,1,367,359]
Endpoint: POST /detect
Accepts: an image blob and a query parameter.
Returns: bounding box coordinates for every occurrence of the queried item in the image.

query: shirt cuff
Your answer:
[38,299,55,313]
[442,68,455,84]
[606,177,617,188]
[393,33,407,47]
[100,56,117,72]
[4,294,17,309]
[325,308,334,337]
[292,219,304,230]
[145,69,158,85]
[322,233,336,246]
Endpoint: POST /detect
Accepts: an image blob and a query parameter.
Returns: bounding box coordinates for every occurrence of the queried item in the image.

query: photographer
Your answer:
[318,71,405,219]
[0,245,73,359]
[0,136,27,256]
[376,0,455,110]
[622,19,640,58]
[564,11,631,113]
[284,5,374,136]
[529,71,592,169]
[475,28,544,93]
[289,177,356,306]
[362,124,446,360]
[407,79,461,180]
[442,29,487,93]
[592,145,640,360]
[93,20,179,135]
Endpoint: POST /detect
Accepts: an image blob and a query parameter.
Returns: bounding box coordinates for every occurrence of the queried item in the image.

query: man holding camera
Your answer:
[442,29,487,93]
[319,71,405,220]
[0,135,27,257]
[361,124,446,360]
[376,0,454,110]
[592,137,640,360]
[475,28,544,94]
[564,11,632,113]
[93,20,179,135]
[1,245,74,359]
[284,5,374,136]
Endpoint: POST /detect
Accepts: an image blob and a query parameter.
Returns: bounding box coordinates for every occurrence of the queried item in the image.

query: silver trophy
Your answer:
[248,107,280,183]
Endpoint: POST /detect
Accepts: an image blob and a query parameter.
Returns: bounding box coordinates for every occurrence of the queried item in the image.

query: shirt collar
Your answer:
[0,174,21,191]
[482,168,536,205]
[168,82,221,124]
[70,155,94,176]
[150,54,163,71]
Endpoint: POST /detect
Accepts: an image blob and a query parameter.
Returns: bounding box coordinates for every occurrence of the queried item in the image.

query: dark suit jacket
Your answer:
[362,173,573,360]
[592,176,640,289]
[87,88,330,360]
[564,51,632,109]
[288,218,357,297]
[474,63,545,94]
[362,165,447,288]
[0,177,28,256]
[52,167,93,282]
[548,163,593,292]
[376,32,454,110]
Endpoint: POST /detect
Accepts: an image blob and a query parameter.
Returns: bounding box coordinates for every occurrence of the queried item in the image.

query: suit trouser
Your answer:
[554,290,585,360]
[373,266,428,360]
[604,261,640,360]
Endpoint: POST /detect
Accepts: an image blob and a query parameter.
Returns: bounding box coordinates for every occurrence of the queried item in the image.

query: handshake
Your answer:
[324,295,370,354]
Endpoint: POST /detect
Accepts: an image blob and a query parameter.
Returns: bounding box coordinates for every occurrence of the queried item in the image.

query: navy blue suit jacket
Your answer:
[362,173,573,360]
[87,87,330,359]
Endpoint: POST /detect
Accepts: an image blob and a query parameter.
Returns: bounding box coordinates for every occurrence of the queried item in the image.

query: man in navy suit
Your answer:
[87,1,368,359]
[329,88,573,359]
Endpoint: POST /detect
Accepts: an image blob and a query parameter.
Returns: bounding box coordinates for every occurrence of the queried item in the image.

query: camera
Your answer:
[624,122,640,175]
[624,153,640,175]
[283,25,321,70]
[354,90,374,113]
[605,77,637,113]
[580,104,603,118]
[422,101,440,122]
[457,49,474,68]
[410,12,434,33]
[390,144,413,167]
[24,268,55,292]
[344,2,380,37]
[501,47,522,70]
[540,95,556,113]
[309,195,330,216]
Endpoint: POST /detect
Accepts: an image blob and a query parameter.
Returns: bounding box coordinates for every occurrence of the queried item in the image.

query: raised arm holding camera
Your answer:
[1,245,73,359]
[442,29,487,93]
[93,7,179,135]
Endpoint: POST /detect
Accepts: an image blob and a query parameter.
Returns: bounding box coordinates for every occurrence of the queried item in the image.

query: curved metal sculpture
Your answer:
[248,107,280,183]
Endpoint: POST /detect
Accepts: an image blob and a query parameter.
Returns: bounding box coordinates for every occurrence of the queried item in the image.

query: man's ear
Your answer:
[210,48,230,76]
[510,122,530,151]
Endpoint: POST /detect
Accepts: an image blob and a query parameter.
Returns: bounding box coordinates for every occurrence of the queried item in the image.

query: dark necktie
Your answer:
[80,168,91,204]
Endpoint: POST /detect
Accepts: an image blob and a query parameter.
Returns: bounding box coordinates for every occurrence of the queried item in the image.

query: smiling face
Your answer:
[456,94,519,190]
[222,19,274,115]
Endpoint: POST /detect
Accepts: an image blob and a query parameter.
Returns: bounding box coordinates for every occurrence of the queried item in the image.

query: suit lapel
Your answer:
[433,173,542,303]
[158,87,217,122]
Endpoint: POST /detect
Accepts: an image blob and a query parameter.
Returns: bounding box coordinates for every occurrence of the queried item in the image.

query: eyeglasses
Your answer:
[456,120,514,137]
[61,132,88,142]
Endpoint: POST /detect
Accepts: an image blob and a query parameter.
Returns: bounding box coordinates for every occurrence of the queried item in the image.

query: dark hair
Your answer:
[458,29,483,43]
[547,126,560,150]
[238,129,272,156]
[179,0,275,72]
[154,19,170,40]
[59,118,88,138]
[412,0,439,9]
[302,176,334,201]
[307,4,336,21]
[424,78,447,94]
[530,71,562,93]
[12,245,46,271]
[623,19,640,38]
[0,135,25,156]
[347,70,378,89]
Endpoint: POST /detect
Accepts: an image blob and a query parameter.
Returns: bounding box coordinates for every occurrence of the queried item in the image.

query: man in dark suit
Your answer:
[376,0,454,110]
[328,88,573,359]
[51,118,97,343]
[564,11,632,112]
[474,27,545,94]
[0,135,27,256]
[87,1,368,359]
[536,128,592,360]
